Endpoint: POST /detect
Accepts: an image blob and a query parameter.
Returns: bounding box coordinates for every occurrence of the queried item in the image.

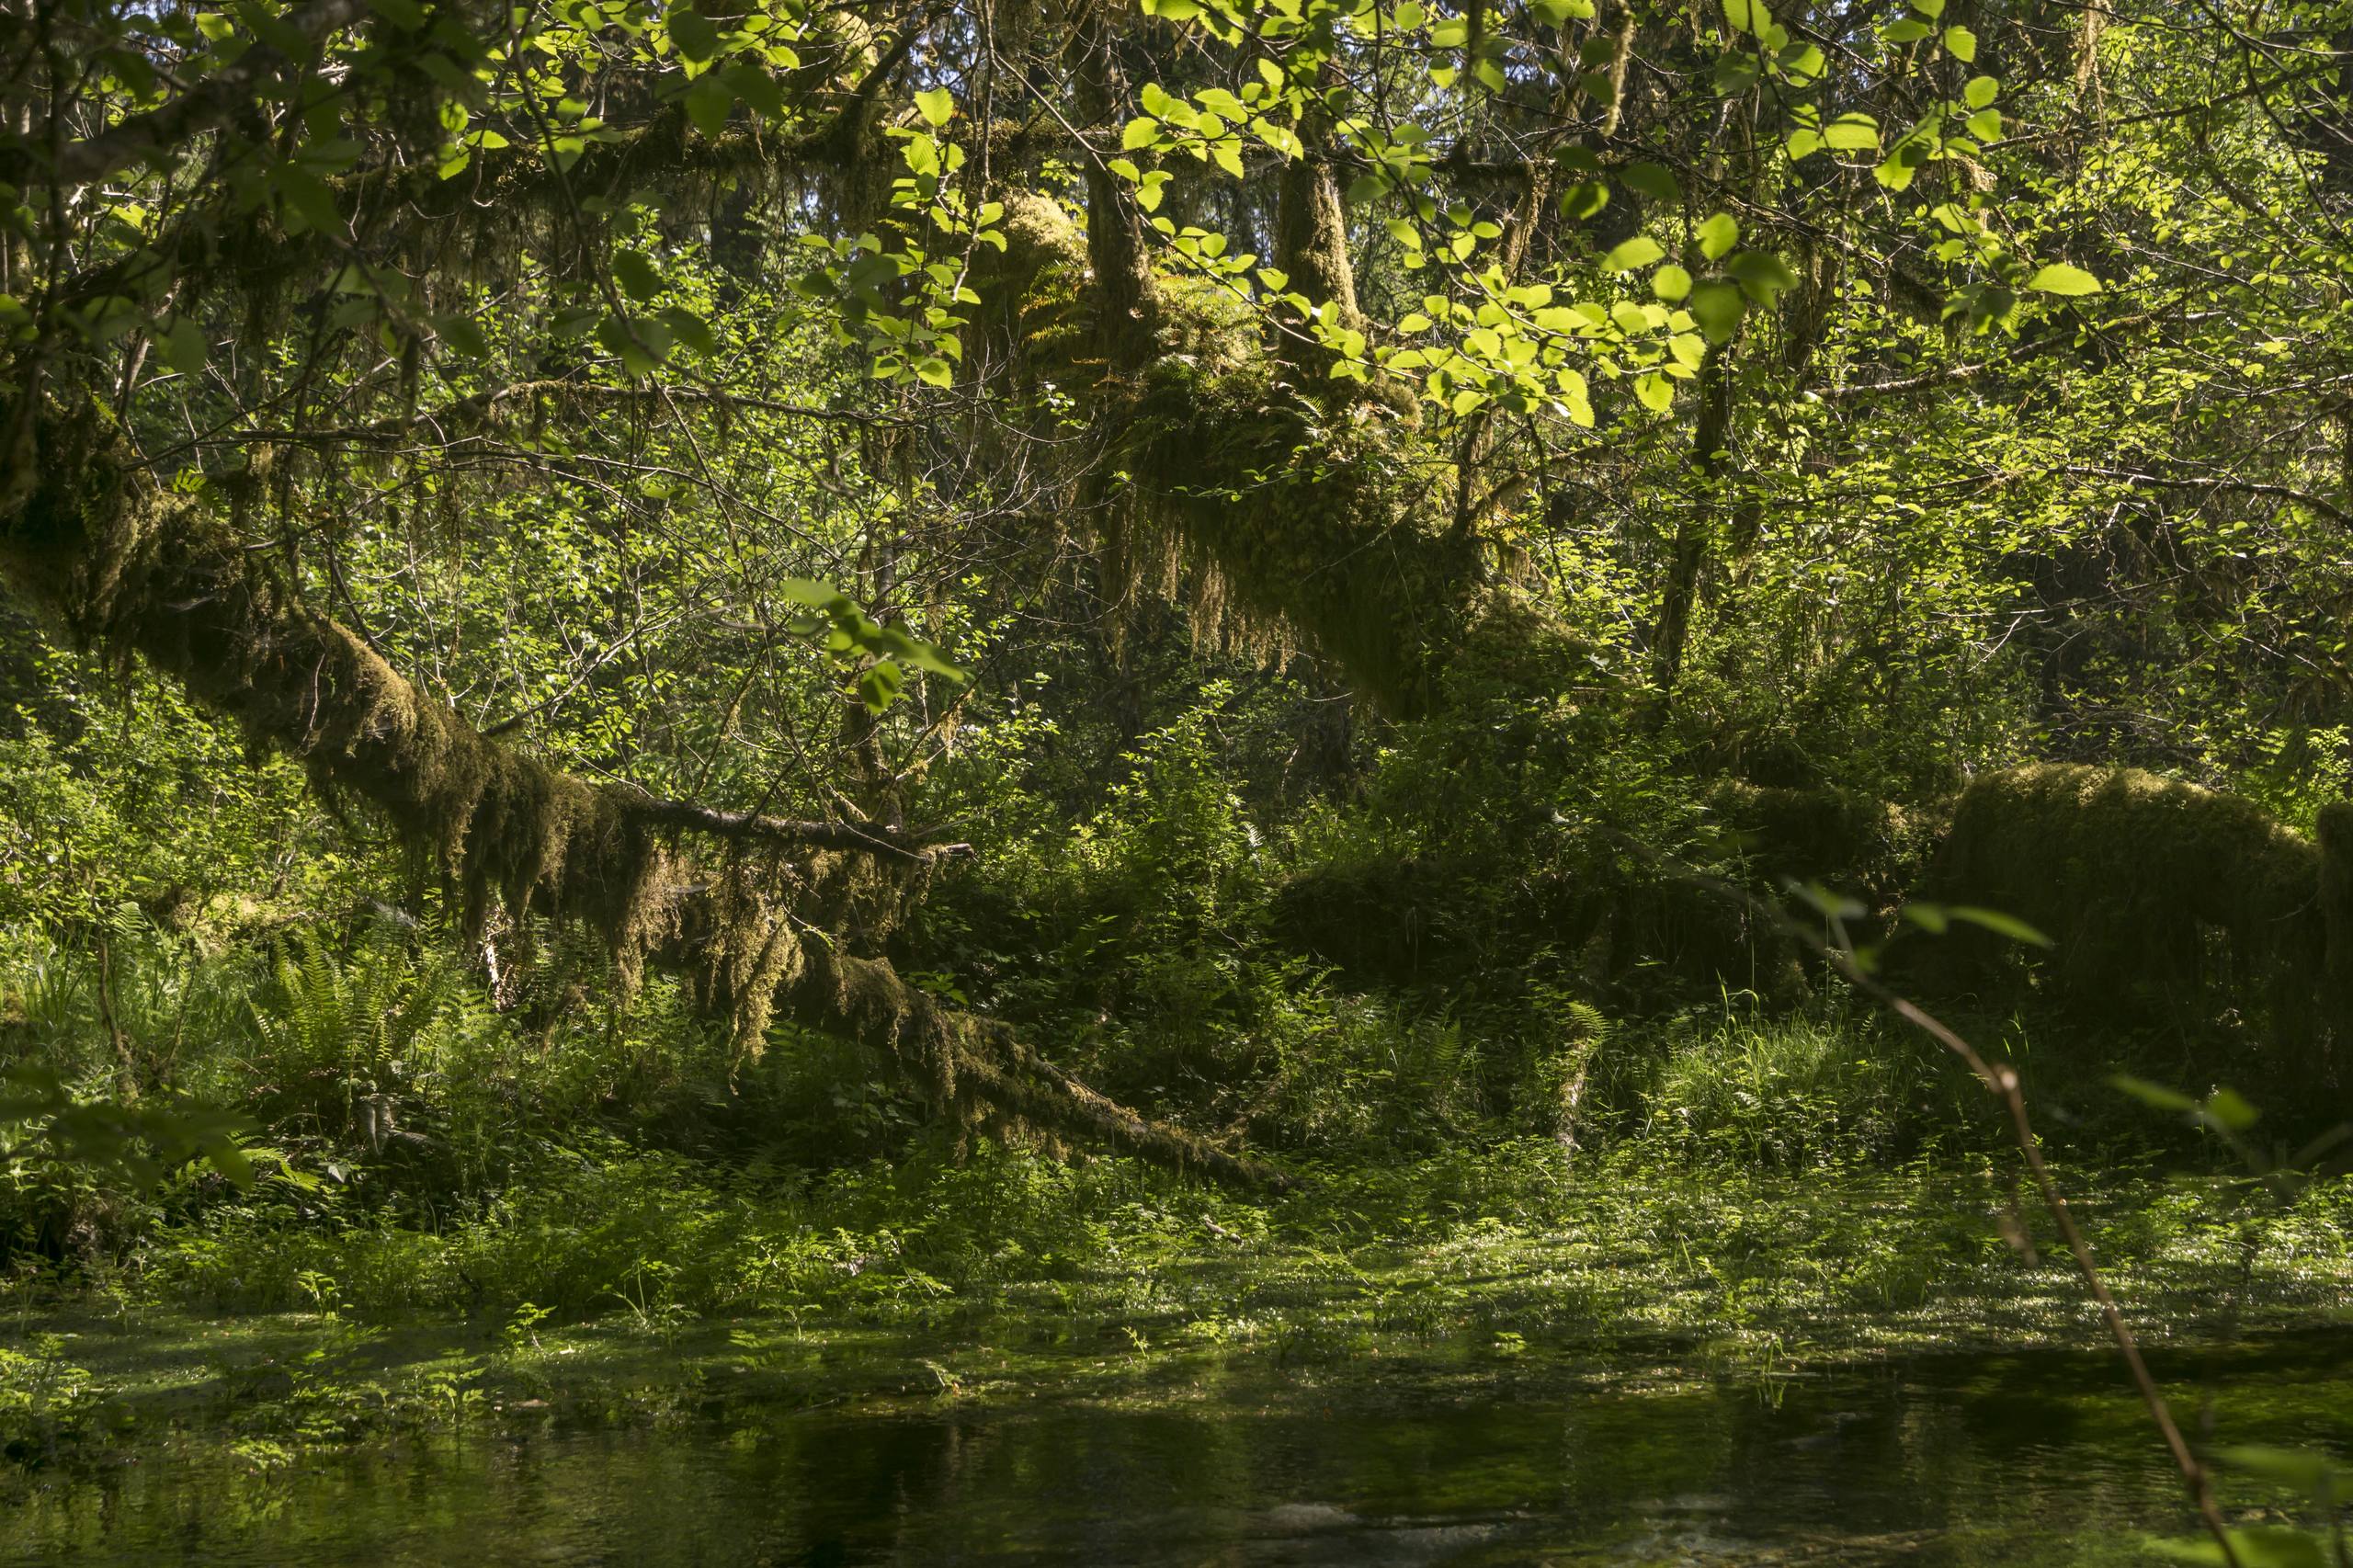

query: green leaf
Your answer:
[1947,905,2053,947]
[2211,1446,2338,1501]
[1821,112,1880,152]
[2151,1528,2327,1568]
[685,77,733,139]
[1898,902,1950,934]
[1650,263,1692,301]
[1623,162,1679,202]
[271,166,343,235]
[1696,212,1739,260]
[612,249,665,301]
[668,6,720,62]
[726,62,786,120]
[1713,52,1760,93]
[2203,1087,2261,1132]
[1964,74,1999,108]
[1688,279,1745,343]
[433,312,490,358]
[1882,17,1931,41]
[1721,0,1769,34]
[916,86,955,127]
[778,578,854,612]
[914,356,954,387]
[156,315,207,375]
[660,304,715,357]
[1943,24,1977,60]
[857,660,905,712]
[1727,248,1798,302]
[1561,180,1609,220]
[2027,263,2102,296]
[596,313,671,377]
[2109,1074,2201,1114]
[1602,235,1665,271]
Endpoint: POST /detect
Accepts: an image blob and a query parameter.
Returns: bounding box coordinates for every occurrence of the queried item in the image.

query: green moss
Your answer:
[1927,765,2343,1089]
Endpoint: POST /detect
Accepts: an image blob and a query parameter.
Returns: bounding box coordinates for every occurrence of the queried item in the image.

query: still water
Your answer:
[6,1339,2348,1566]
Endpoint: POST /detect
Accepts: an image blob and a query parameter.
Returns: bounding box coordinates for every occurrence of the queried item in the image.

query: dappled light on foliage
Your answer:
[2,0,2353,1554]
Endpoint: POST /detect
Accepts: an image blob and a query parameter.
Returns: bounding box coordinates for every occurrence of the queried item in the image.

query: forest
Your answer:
[0,0,2350,1557]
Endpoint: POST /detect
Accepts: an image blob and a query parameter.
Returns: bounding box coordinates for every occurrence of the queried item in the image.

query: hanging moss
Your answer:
[0,398,1281,1185]
[969,195,1592,717]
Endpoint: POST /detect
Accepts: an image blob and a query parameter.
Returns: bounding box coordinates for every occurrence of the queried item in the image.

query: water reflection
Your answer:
[6,1341,2347,1566]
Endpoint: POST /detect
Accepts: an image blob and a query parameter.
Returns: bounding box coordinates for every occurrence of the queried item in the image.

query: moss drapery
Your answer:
[0,400,1281,1184]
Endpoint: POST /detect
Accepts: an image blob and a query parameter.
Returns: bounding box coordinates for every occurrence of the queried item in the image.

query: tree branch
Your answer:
[31,0,372,189]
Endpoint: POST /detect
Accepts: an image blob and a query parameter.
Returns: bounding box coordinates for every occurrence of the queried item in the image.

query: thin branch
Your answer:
[33,0,370,188]
[2050,464,2352,527]
[627,793,970,864]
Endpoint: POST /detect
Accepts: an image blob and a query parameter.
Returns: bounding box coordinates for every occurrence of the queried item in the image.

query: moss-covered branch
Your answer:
[0,399,1280,1185]
[993,194,1589,717]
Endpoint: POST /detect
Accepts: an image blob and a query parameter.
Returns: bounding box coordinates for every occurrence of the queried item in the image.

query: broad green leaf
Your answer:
[727,62,786,120]
[1697,211,1739,260]
[1943,24,1976,60]
[613,249,664,301]
[1964,74,1999,108]
[1689,279,1745,342]
[1562,180,1609,219]
[2150,1528,2326,1568]
[1727,248,1798,302]
[433,312,490,358]
[668,6,720,62]
[1602,235,1665,271]
[2027,263,2102,295]
[2211,1446,2337,1501]
[779,578,853,611]
[1624,162,1679,202]
[2203,1086,2260,1131]
[1822,113,1880,151]
[157,315,207,374]
[660,305,715,357]
[685,76,733,139]
[915,86,955,126]
[1651,263,1692,301]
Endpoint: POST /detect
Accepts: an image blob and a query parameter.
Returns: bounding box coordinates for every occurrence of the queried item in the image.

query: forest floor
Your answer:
[7,1155,2349,1453]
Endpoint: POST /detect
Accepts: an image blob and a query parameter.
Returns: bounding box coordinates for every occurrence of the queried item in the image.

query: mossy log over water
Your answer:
[0,401,1278,1185]
[1925,764,2353,1092]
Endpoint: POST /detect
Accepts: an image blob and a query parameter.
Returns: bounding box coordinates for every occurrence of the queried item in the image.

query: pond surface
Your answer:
[6,1336,2348,1566]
